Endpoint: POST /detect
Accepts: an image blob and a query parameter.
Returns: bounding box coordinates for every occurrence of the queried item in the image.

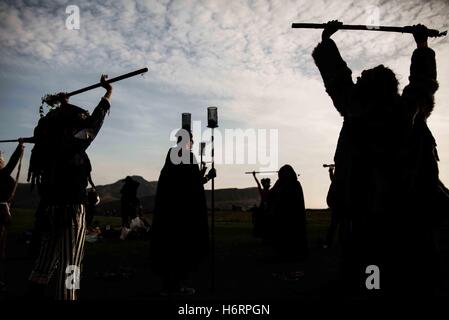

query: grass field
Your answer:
[2,208,448,301]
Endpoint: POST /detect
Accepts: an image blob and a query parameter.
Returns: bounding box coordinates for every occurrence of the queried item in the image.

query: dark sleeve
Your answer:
[3,144,23,176]
[87,98,111,139]
[312,39,354,116]
[402,47,438,120]
[73,98,111,150]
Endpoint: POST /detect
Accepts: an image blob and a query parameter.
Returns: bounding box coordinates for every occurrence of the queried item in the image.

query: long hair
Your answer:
[354,65,400,111]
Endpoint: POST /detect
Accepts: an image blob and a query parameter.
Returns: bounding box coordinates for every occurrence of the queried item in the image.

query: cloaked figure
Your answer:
[120,176,140,228]
[268,165,308,262]
[313,21,446,295]
[251,171,271,239]
[150,129,216,295]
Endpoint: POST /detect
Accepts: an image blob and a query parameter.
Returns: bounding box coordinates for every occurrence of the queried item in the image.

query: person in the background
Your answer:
[268,165,308,262]
[0,140,25,292]
[27,74,112,300]
[120,176,140,228]
[150,128,215,296]
[251,171,271,239]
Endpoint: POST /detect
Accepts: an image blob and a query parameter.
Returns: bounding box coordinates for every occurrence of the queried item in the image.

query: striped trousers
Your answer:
[29,204,86,300]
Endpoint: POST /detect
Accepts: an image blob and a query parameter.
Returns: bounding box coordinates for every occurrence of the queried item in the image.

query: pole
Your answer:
[67,67,148,97]
[210,128,215,293]
[291,23,447,38]
[245,170,300,176]
[41,68,149,107]
[0,137,34,143]
[207,106,218,293]
[0,140,20,143]
[245,171,279,174]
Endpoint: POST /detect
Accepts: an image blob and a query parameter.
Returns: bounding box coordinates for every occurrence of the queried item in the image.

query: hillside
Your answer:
[12,176,261,214]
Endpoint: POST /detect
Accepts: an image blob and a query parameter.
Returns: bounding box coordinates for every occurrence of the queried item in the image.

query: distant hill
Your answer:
[12,176,260,214]
[93,175,158,203]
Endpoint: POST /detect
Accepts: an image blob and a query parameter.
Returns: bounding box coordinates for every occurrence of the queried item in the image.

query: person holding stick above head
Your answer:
[27,75,112,300]
[251,171,271,239]
[312,20,443,295]
[0,140,25,292]
[252,171,272,200]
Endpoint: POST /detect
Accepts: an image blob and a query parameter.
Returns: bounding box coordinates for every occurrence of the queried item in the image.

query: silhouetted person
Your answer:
[251,171,270,239]
[0,140,24,291]
[150,129,216,295]
[268,165,307,261]
[120,176,140,228]
[27,74,112,300]
[313,21,441,295]
[324,165,340,249]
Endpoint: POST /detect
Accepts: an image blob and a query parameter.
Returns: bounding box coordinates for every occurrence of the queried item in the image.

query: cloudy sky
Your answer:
[0,0,448,208]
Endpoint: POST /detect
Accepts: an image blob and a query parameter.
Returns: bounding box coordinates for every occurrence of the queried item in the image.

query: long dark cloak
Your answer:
[268,179,308,261]
[150,148,209,276]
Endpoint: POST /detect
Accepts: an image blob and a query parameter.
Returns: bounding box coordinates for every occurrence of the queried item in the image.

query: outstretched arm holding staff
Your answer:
[1,67,148,144]
[42,67,148,108]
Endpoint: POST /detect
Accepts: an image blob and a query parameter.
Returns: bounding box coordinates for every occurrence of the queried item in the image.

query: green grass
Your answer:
[8,208,332,257]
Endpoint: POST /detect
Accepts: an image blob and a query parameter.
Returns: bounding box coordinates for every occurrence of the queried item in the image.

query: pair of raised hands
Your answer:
[322,20,429,47]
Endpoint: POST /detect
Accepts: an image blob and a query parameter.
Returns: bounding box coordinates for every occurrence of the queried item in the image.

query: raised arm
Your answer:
[86,74,113,139]
[402,24,438,121]
[312,20,354,116]
[2,141,24,176]
[252,171,262,194]
[70,75,112,148]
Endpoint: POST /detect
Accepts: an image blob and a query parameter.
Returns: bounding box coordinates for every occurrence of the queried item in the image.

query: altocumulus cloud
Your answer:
[0,0,448,207]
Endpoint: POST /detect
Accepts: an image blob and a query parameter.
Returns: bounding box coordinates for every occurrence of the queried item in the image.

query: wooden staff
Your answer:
[291,23,447,37]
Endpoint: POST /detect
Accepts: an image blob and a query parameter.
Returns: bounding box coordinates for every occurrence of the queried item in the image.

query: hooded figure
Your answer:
[120,176,140,228]
[268,165,308,261]
[150,129,215,294]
